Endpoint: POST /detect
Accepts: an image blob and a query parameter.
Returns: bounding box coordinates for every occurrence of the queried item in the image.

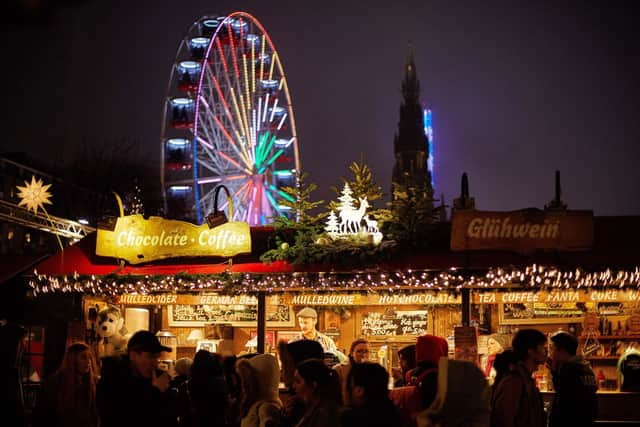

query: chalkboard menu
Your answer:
[361,310,427,336]
[168,302,294,327]
[500,302,587,325]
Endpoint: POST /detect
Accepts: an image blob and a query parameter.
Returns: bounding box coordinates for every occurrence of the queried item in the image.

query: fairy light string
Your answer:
[28,264,640,297]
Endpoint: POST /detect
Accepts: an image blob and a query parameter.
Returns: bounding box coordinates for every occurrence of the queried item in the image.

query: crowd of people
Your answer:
[31,324,639,427]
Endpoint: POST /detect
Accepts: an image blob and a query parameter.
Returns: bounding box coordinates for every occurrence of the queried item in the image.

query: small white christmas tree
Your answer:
[337,183,355,215]
[325,210,339,234]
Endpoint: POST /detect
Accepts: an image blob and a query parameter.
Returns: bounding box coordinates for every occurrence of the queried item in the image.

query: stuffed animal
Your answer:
[96,305,129,357]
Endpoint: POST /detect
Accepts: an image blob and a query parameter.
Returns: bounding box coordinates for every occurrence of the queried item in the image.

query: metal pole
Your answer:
[257,291,266,353]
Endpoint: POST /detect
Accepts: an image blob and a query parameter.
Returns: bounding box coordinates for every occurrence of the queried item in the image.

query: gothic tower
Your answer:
[391,47,434,209]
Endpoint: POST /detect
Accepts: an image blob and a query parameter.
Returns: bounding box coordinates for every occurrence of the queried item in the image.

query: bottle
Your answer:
[597,370,606,390]
[615,321,623,336]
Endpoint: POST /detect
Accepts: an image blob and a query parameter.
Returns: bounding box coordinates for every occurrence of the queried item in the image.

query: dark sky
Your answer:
[2,0,639,216]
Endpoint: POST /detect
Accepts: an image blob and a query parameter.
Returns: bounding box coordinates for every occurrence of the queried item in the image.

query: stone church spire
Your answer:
[392,45,433,199]
[402,44,420,105]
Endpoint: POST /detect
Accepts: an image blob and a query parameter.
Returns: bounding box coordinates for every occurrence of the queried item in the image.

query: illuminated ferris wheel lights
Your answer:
[167,138,189,147]
[274,138,295,148]
[261,79,278,90]
[162,12,300,225]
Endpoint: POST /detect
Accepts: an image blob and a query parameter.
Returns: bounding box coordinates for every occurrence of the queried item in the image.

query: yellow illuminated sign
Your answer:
[96,214,251,264]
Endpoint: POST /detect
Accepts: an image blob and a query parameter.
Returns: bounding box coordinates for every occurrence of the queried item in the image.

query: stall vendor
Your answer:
[288,307,338,353]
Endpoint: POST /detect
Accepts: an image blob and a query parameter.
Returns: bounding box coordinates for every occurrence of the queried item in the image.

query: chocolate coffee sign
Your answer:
[451,209,593,251]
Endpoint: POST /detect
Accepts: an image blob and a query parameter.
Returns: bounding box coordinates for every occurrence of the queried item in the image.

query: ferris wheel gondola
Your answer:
[160,12,300,225]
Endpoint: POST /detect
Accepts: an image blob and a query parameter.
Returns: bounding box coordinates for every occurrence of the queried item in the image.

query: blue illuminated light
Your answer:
[245,34,260,45]
[203,19,219,29]
[169,186,192,192]
[167,138,189,147]
[230,19,248,32]
[423,108,434,187]
[261,79,278,90]
[171,98,194,106]
[190,37,210,47]
[179,61,199,70]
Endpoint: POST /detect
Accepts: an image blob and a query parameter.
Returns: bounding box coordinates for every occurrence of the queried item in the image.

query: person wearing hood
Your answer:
[417,357,490,427]
[548,331,597,427]
[236,353,283,427]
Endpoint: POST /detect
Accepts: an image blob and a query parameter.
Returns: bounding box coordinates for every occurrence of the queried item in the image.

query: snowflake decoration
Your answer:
[16,176,53,213]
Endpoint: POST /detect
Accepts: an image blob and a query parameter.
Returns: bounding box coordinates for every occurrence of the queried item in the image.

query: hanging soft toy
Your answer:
[96,305,129,357]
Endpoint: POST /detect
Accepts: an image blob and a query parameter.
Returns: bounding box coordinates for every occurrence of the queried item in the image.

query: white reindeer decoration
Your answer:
[340,198,370,233]
[363,214,379,233]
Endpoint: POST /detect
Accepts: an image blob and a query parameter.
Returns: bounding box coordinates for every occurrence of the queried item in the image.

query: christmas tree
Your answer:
[325,210,339,234]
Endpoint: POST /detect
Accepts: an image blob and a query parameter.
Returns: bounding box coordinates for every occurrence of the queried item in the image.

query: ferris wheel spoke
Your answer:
[227,23,241,79]
[218,151,252,175]
[265,190,282,217]
[197,157,223,176]
[210,113,252,169]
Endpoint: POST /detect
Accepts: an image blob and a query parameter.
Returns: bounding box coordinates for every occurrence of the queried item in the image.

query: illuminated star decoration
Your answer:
[17,176,53,214]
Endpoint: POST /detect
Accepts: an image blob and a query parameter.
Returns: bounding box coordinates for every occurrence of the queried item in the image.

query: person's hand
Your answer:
[152,369,170,392]
[392,367,402,381]
[282,393,299,417]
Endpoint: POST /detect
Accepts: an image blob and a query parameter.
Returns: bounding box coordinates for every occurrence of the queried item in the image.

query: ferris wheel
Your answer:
[160,12,300,225]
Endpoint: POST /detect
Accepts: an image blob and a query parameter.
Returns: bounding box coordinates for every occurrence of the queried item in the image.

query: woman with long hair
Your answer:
[177,349,227,427]
[294,358,342,427]
[33,342,99,427]
[333,339,369,405]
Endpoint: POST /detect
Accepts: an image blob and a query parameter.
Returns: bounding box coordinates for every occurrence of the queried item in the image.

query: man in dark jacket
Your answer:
[97,330,177,427]
[548,331,597,427]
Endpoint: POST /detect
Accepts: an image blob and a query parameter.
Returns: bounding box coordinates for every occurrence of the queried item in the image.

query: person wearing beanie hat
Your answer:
[236,353,282,427]
[483,333,511,381]
[288,307,338,355]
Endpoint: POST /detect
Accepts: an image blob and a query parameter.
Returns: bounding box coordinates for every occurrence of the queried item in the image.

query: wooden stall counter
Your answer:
[541,391,640,424]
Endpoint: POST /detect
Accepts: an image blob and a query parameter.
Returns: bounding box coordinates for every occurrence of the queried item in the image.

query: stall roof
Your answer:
[30,217,640,277]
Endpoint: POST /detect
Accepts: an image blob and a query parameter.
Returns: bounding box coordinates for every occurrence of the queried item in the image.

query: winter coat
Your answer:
[333,362,351,405]
[407,335,448,386]
[342,398,401,427]
[33,371,98,427]
[490,362,545,427]
[417,357,490,427]
[295,399,342,427]
[549,355,597,427]
[618,349,640,392]
[97,355,177,427]
[237,354,283,427]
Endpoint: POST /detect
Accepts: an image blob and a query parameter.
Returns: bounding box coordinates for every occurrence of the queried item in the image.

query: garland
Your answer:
[28,265,640,296]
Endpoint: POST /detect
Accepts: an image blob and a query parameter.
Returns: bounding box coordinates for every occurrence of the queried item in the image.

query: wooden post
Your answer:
[257,291,266,353]
[462,288,470,327]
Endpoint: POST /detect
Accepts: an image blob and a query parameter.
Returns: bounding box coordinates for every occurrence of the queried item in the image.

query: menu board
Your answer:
[168,301,294,327]
[499,302,587,325]
[361,310,427,336]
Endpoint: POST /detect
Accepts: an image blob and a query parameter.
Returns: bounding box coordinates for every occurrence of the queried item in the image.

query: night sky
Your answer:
[2,0,639,216]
